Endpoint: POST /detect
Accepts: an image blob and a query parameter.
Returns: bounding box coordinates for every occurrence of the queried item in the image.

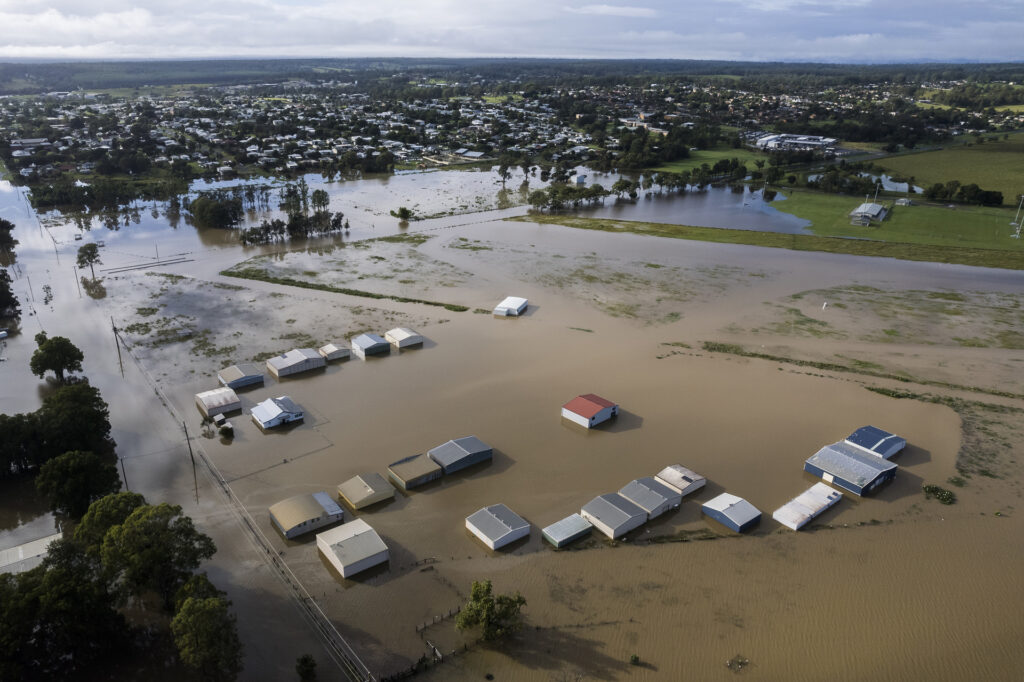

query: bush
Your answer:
[923,484,957,505]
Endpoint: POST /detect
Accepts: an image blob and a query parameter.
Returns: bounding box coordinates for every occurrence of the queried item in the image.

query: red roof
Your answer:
[562,394,617,419]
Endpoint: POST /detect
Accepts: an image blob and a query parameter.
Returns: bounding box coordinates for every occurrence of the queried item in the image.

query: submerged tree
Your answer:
[35,450,121,518]
[171,596,242,681]
[455,579,526,641]
[76,243,102,279]
[29,332,84,384]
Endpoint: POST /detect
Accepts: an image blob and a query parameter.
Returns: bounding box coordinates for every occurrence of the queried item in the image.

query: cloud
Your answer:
[566,4,658,18]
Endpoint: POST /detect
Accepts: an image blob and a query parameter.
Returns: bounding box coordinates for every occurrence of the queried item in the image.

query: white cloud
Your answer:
[567,4,658,18]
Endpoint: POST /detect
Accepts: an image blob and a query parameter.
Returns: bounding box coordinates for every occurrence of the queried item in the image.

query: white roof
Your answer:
[317,518,388,567]
[654,465,706,496]
[385,327,421,343]
[251,396,301,424]
[496,296,527,309]
[773,483,843,531]
[269,492,343,532]
[195,387,240,411]
[703,493,761,526]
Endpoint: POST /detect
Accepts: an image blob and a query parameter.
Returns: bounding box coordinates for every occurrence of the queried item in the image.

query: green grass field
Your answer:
[509,211,1024,270]
[653,146,764,173]
[876,133,1024,205]
[771,190,1024,250]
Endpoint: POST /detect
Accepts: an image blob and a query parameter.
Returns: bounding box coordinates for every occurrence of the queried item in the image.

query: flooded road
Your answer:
[2,167,1023,681]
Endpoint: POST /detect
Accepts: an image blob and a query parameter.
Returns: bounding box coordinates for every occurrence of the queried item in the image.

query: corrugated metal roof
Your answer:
[618,477,679,513]
[542,513,593,544]
[388,453,441,479]
[806,442,897,487]
[846,426,905,458]
[562,394,616,419]
[581,494,645,530]
[466,504,529,543]
[317,518,387,567]
[337,473,395,508]
[428,436,491,469]
[270,492,342,532]
[655,465,706,495]
[267,348,323,370]
[385,327,422,343]
[702,493,761,527]
[195,387,240,411]
[217,363,263,383]
[352,333,388,350]
[773,483,843,531]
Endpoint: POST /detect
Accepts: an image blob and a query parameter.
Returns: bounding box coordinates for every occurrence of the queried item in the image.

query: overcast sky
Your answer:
[0,1,1021,63]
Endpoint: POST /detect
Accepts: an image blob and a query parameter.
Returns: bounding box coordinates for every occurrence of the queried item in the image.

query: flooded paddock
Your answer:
[1,168,1023,681]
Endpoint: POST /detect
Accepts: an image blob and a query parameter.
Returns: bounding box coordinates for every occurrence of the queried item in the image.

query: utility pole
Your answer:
[183,421,199,505]
[111,317,124,378]
[26,275,35,302]
[120,456,129,491]
[73,266,81,297]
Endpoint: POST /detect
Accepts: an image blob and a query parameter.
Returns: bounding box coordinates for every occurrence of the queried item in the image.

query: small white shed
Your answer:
[251,396,304,429]
[654,464,707,498]
[318,343,351,362]
[493,296,528,316]
[465,504,530,550]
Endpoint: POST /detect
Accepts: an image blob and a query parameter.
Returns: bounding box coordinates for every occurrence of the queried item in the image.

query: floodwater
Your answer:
[2,168,1023,681]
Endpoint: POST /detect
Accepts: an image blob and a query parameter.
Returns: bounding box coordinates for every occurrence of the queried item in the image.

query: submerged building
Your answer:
[318,343,350,362]
[317,518,389,578]
[384,327,424,348]
[541,513,594,548]
[387,454,443,491]
[337,473,396,510]
[465,503,530,550]
[702,493,761,533]
[773,482,843,531]
[266,348,325,378]
[580,494,646,539]
[217,363,265,390]
[251,396,304,429]
[194,387,241,419]
[845,425,906,459]
[427,436,493,474]
[618,477,682,520]
[561,394,619,428]
[351,333,390,359]
[654,464,706,497]
[804,441,898,496]
[493,296,528,316]
[269,491,344,539]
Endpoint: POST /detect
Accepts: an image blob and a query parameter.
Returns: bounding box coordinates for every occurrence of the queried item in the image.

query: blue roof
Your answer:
[846,426,906,458]
[806,442,897,488]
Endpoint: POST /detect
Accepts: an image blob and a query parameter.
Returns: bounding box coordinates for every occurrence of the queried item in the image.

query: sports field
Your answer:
[653,145,764,173]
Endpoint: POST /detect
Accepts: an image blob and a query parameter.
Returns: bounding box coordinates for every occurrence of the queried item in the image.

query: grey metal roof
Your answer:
[618,477,679,513]
[702,493,761,526]
[218,363,263,383]
[428,436,492,468]
[387,453,441,479]
[273,396,301,414]
[806,442,897,487]
[466,504,529,543]
[352,333,388,350]
[542,513,593,543]
[655,465,706,495]
[581,494,645,530]
[317,519,387,567]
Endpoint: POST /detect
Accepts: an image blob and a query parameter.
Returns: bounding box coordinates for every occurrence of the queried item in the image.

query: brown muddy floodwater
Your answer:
[135,216,1024,682]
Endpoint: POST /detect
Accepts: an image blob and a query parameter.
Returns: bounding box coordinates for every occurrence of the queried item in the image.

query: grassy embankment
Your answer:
[510,199,1024,270]
[652,145,764,174]
[875,132,1024,205]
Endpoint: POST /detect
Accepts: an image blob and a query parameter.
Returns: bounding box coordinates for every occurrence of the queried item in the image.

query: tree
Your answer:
[29,332,84,383]
[0,217,16,250]
[296,654,318,681]
[36,450,121,518]
[36,382,115,463]
[171,597,242,681]
[75,491,147,554]
[174,572,226,612]
[455,579,526,641]
[101,502,216,608]
[310,189,329,214]
[76,243,102,279]
[391,206,413,221]
[0,268,19,322]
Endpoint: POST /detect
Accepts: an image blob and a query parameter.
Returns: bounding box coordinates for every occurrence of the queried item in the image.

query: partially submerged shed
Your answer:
[351,333,390,359]
[845,425,906,459]
[266,348,325,378]
[318,343,350,362]
[655,464,706,498]
[580,494,646,539]
[269,491,344,540]
[317,518,389,578]
[384,327,424,348]
[427,436,493,474]
[561,394,619,429]
[773,482,843,531]
[542,513,593,548]
[387,454,443,491]
[804,441,898,496]
[194,387,241,418]
[251,396,304,430]
[618,477,682,520]
[702,493,761,533]
[217,363,264,390]
[493,296,528,316]
[465,504,530,550]
[337,473,395,510]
